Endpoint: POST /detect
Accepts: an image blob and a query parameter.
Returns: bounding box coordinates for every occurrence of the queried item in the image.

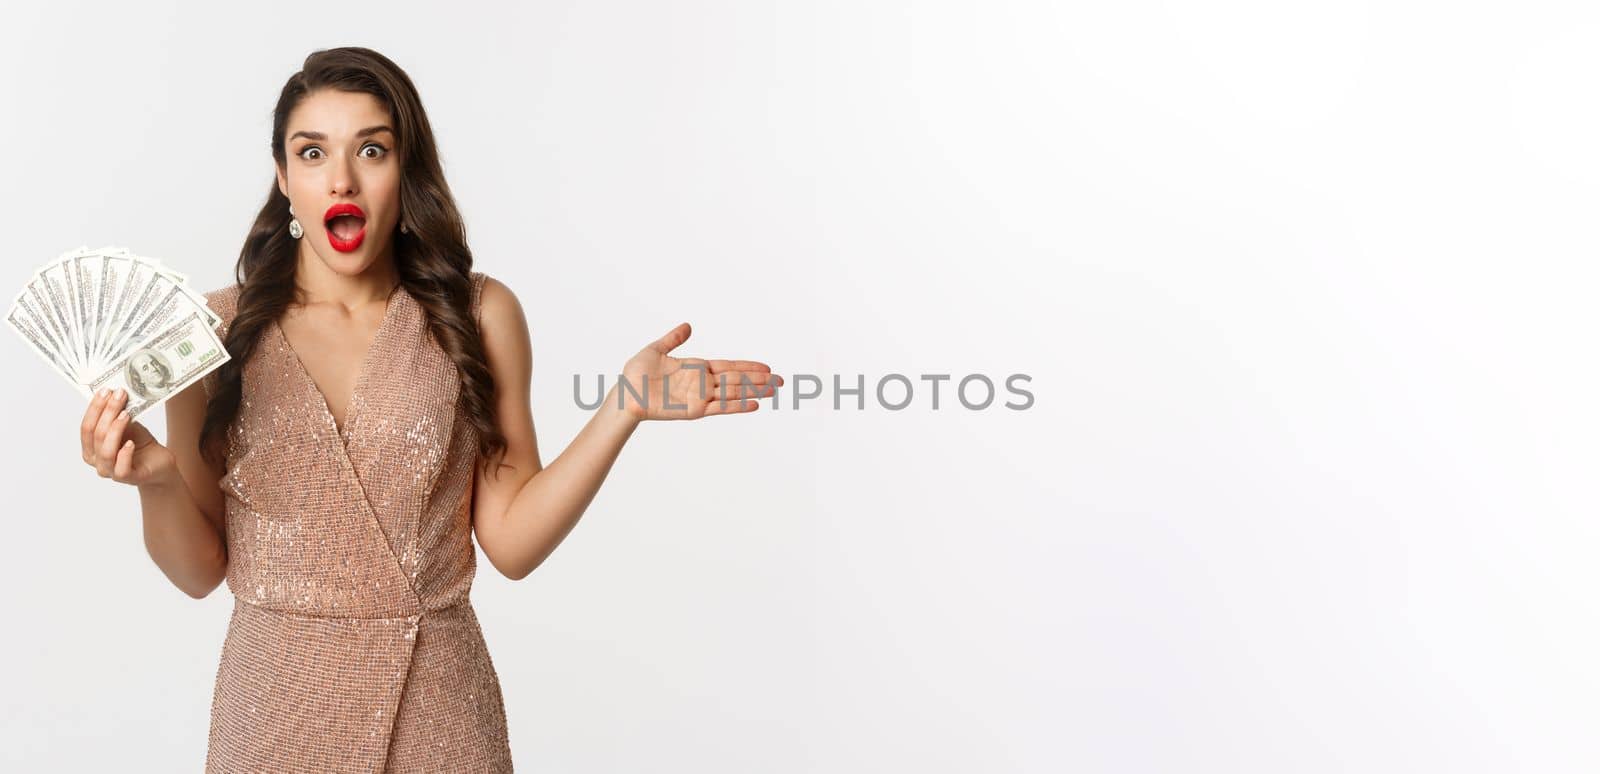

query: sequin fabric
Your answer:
[199,272,512,772]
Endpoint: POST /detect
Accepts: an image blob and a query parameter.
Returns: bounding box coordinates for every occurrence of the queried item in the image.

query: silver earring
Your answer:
[400,222,410,234]
[288,216,304,239]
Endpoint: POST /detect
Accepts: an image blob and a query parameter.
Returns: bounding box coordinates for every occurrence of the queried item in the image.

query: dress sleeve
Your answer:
[469,271,489,330]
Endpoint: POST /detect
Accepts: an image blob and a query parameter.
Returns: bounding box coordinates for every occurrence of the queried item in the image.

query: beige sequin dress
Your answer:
[199,272,513,772]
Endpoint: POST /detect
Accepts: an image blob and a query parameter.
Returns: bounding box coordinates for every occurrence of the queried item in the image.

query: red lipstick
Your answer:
[323,203,367,253]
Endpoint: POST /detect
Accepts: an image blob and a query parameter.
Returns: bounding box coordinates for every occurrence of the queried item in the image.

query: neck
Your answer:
[290,244,400,310]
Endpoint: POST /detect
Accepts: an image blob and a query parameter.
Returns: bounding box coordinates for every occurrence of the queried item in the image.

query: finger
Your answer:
[714,372,781,389]
[113,437,135,481]
[81,388,111,462]
[680,370,779,401]
[706,359,772,376]
[702,379,778,402]
[96,407,130,477]
[92,389,126,462]
[97,406,131,477]
[701,397,759,417]
[648,322,692,355]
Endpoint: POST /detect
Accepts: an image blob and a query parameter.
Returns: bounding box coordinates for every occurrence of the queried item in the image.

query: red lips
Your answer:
[323,203,367,253]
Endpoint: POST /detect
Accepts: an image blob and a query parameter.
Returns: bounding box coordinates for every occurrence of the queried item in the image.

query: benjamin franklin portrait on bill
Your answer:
[125,349,174,399]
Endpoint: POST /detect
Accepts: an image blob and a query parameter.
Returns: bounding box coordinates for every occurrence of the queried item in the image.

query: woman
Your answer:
[76,47,781,772]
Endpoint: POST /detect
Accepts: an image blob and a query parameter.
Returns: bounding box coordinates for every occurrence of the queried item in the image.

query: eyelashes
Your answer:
[296,142,389,161]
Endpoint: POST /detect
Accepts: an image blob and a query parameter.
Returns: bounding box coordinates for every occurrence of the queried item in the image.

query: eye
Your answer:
[360,142,388,159]
[297,145,324,161]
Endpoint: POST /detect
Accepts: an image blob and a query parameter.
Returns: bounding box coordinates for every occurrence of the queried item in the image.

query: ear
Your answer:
[274,162,287,199]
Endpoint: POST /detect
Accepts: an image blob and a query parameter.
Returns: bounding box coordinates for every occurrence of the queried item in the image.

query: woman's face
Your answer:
[276,88,402,276]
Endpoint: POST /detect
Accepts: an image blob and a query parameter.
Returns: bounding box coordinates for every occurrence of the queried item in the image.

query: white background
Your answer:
[2,1,1597,771]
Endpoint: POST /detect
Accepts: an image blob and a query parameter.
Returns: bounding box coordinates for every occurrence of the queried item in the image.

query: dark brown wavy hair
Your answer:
[199,47,507,476]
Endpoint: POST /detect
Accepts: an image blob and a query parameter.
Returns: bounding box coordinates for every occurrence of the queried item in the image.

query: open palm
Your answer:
[618,322,782,421]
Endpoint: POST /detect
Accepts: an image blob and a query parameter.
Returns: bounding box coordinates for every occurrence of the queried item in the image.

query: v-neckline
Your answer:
[273,282,404,439]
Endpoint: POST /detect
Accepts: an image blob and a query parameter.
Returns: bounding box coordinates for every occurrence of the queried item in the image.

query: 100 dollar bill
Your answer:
[82,310,231,420]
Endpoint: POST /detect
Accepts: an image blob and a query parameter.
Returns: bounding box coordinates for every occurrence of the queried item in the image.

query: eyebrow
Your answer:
[288,125,395,142]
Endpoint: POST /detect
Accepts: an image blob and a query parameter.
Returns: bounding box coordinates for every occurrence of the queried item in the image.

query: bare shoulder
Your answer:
[477,275,522,323]
[477,276,530,355]
[475,275,533,418]
[472,276,538,472]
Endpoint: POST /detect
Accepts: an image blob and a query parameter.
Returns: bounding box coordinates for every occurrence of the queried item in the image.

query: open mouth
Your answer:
[323,203,367,252]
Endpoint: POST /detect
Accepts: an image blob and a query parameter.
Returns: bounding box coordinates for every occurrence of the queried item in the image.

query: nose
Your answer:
[329,153,358,198]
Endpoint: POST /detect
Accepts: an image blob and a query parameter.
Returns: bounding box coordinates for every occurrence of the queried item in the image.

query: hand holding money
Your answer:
[7,245,231,421]
[80,384,176,488]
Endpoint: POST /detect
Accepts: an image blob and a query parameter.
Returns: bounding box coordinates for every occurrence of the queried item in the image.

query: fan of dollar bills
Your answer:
[6,245,230,420]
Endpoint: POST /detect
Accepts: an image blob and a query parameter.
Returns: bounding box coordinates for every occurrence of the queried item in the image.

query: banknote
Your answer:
[6,245,230,416]
[81,310,229,420]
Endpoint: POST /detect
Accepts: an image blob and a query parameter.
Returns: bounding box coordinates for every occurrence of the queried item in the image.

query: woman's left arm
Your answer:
[470,277,781,580]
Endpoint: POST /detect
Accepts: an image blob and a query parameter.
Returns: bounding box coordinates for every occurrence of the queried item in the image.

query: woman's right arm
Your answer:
[81,380,227,599]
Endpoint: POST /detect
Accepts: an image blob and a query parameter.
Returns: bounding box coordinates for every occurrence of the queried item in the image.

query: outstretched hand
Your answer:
[616,322,783,421]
